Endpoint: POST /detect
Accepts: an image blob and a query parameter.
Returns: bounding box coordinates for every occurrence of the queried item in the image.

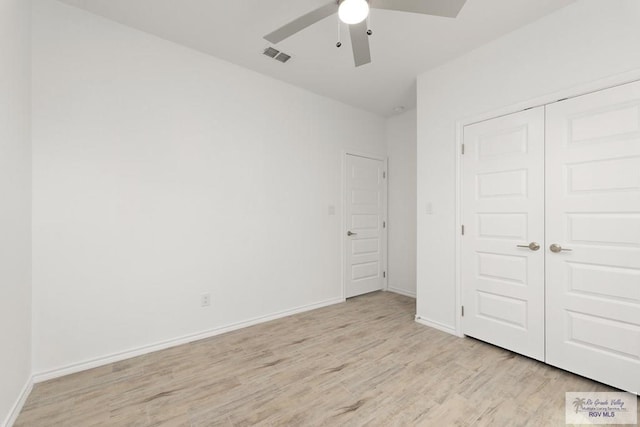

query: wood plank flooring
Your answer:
[16,291,638,426]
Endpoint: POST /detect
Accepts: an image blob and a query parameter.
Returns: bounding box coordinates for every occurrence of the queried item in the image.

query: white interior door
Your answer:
[345,154,385,298]
[462,107,545,361]
[545,80,640,393]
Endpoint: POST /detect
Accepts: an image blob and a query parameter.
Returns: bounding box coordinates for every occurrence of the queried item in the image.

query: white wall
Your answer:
[0,0,32,424]
[386,109,417,298]
[32,0,386,376]
[416,0,640,333]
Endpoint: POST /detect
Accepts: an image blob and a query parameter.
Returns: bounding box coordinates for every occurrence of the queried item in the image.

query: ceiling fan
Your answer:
[264,0,467,67]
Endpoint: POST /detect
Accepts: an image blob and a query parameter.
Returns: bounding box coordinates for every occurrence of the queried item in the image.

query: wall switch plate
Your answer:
[201,293,211,307]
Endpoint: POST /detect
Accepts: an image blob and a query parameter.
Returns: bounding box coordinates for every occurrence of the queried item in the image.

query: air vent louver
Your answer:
[275,53,291,63]
[263,47,280,58]
[263,47,292,64]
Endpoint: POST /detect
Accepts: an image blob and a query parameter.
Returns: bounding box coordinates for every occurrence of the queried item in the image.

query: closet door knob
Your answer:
[517,242,540,251]
[549,243,572,253]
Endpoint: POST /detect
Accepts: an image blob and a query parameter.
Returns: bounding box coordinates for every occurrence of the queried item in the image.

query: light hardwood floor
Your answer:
[16,291,638,426]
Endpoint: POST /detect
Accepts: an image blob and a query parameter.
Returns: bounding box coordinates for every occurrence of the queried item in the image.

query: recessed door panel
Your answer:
[567,214,640,247]
[476,170,528,199]
[568,262,640,303]
[476,291,528,329]
[351,261,379,280]
[567,311,640,361]
[351,238,379,255]
[569,103,640,143]
[477,213,528,240]
[477,252,528,285]
[567,156,640,193]
[477,126,528,158]
[351,189,379,205]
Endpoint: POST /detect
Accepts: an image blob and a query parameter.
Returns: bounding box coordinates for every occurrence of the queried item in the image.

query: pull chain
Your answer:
[336,15,342,48]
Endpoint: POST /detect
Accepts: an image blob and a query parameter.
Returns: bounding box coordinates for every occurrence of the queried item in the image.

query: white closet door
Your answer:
[546,80,640,394]
[462,107,545,361]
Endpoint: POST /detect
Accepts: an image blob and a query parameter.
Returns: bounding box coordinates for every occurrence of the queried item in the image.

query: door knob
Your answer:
[516,242,540,251]
[347,231,357,236]
[549,243,572,253]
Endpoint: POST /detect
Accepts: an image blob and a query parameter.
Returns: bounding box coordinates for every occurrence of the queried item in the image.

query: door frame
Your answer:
[453,69,640,338]
[342,150,388,300]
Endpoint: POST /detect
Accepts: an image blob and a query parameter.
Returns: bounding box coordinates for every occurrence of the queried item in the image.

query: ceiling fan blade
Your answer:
[349,21,371,67]
[264,2,338,44]
[371,0,467,18]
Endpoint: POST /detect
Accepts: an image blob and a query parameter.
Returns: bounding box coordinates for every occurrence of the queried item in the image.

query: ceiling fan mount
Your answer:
[264,0,467,67]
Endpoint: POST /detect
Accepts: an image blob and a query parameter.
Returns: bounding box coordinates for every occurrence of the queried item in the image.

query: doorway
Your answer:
[344,153,387,298]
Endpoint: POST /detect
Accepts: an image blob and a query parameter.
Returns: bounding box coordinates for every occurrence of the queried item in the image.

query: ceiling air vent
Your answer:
[263,47,280,58]
[263,47,292,64]
[275,53,291,63]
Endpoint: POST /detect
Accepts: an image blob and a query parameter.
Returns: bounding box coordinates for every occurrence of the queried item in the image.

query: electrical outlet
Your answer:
[201,293,211,307]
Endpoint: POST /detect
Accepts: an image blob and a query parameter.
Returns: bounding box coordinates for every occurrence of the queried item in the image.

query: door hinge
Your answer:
[461,225,465,235]
[383,171,386,179]
[461,144,465,155]
[383,271,386,278]
[461,306,464,317]
[383,220,386,228]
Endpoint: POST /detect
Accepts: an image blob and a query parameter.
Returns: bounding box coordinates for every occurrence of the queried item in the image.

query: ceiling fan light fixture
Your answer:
[338,0,369,25]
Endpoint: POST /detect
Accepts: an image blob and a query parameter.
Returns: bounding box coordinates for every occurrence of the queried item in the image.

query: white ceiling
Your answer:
[57,0,577,117]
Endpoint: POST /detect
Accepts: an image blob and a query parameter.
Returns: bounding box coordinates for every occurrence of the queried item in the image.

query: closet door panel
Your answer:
[462,107,545,361]
[545,80,640,394]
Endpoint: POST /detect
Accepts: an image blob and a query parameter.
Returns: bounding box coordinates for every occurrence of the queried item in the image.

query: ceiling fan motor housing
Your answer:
[338,0,370,25]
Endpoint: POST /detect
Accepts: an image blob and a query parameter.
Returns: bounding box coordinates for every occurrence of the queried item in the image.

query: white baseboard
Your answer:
[415,315,459,336]
[386,286,416,299]
[33,297,345,383]
[3,376,33,427]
